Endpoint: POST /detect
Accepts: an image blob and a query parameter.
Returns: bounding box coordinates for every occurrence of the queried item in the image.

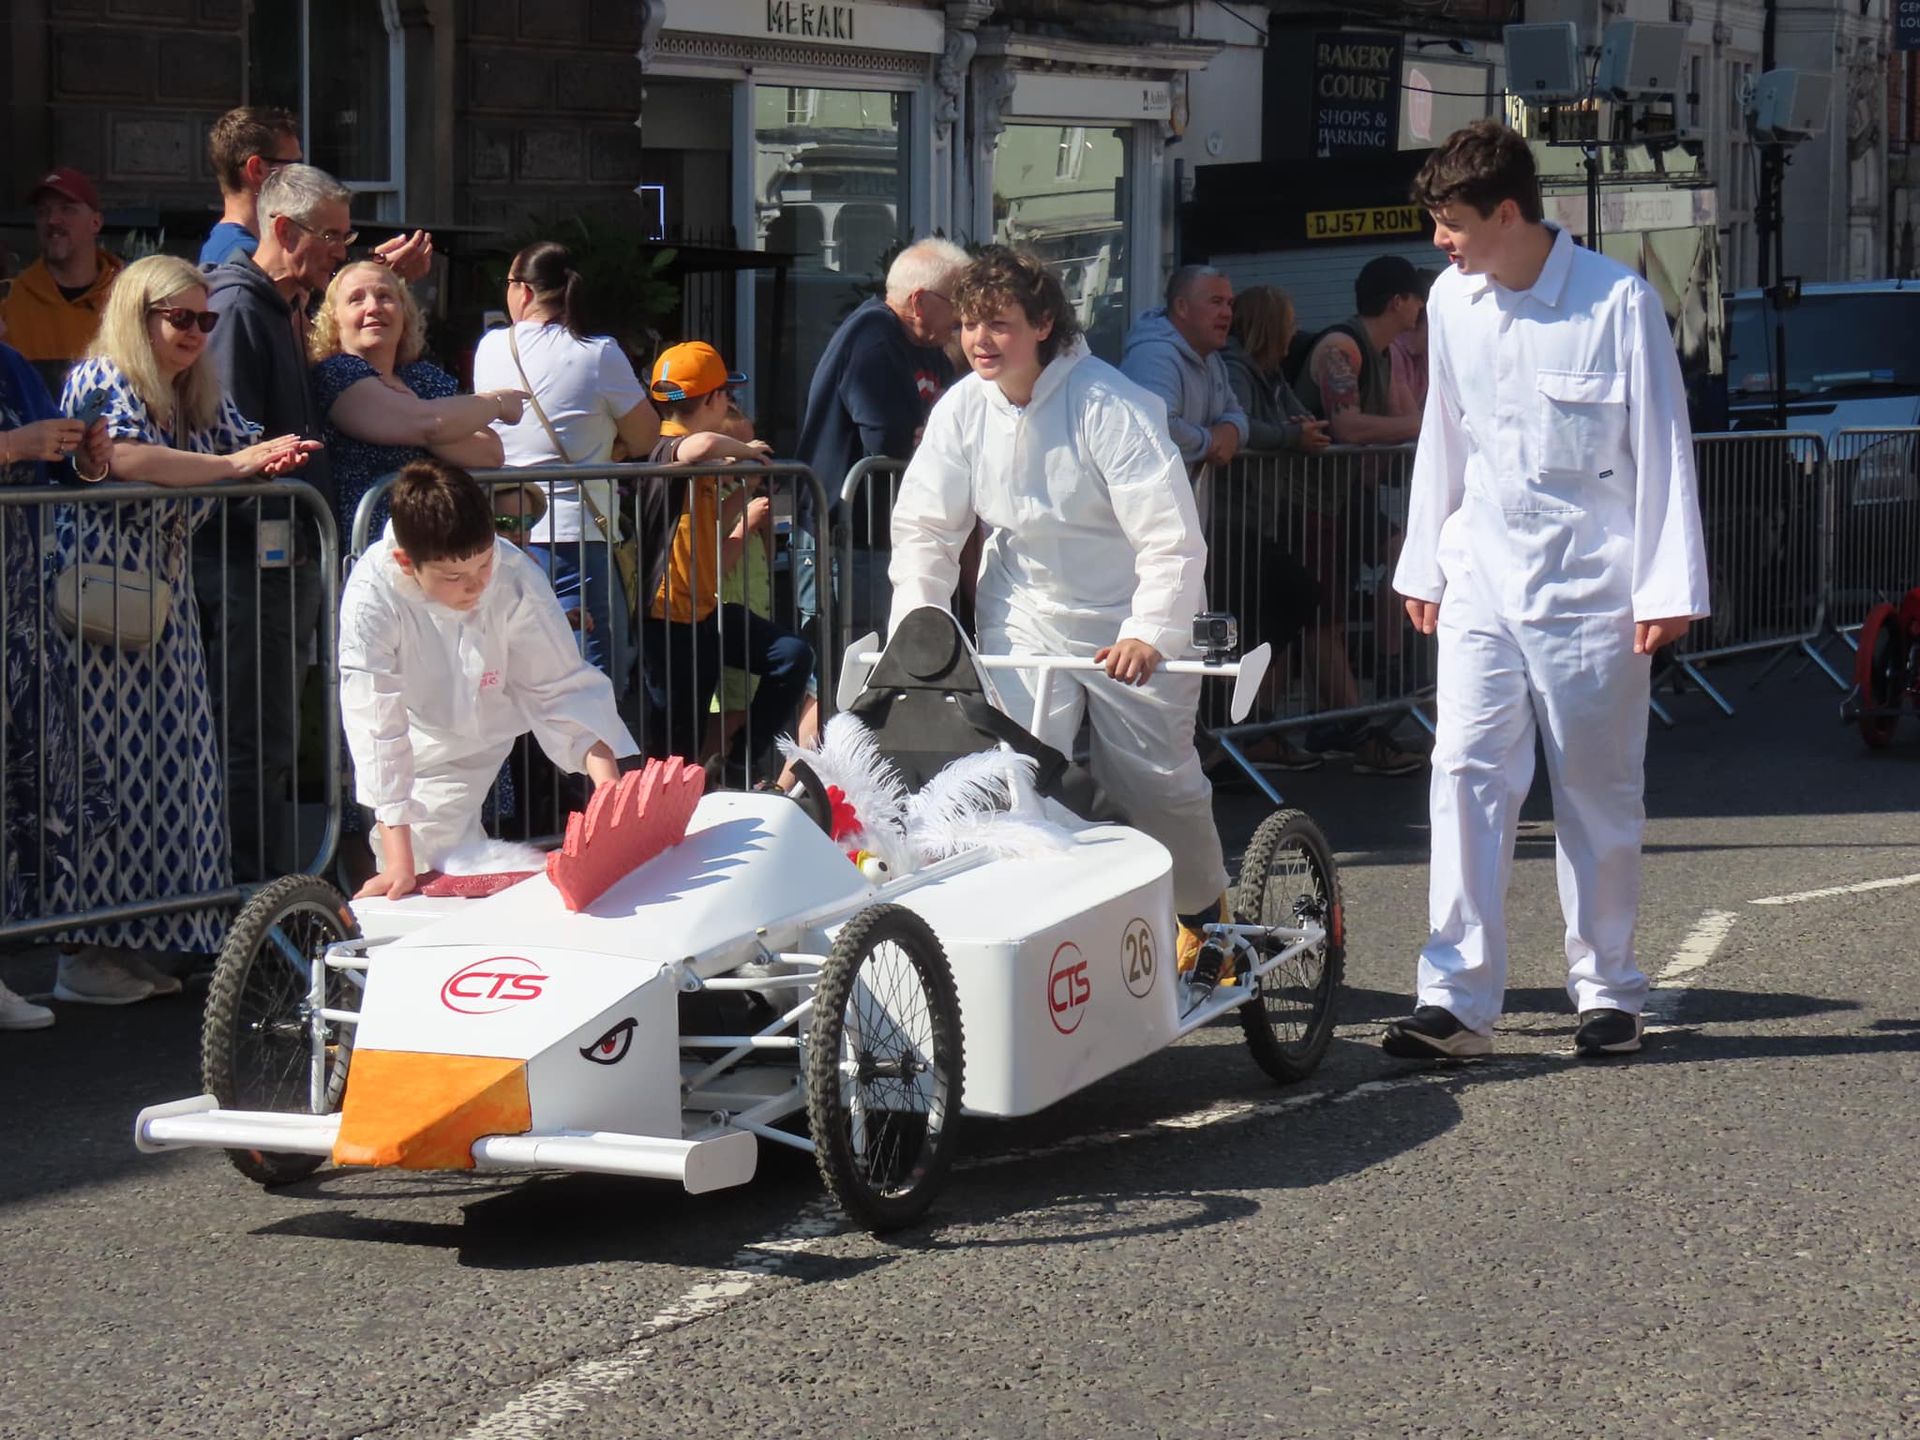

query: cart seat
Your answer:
[847,607,1118,823]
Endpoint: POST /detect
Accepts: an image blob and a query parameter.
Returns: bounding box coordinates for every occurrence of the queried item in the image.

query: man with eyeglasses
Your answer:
[0,168,123,386]
[200,105,432,280]
[197,163,355,880]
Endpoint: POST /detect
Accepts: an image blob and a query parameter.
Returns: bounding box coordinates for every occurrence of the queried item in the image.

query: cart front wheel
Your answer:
[806,904,963,1232]
[1855,603,1908,748]
[1236,808,1344,1083]
[201,875,359,1186]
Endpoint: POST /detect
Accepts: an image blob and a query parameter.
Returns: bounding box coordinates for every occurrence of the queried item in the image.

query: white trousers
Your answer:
[1419,591,1652,1033]
[980,607,1229,915]
[366,754,501,874]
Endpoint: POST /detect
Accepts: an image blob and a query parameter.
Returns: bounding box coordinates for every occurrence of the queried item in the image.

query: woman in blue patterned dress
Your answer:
[0,321,114,1029]
[309,259,514,549]
[52,255,319,1006]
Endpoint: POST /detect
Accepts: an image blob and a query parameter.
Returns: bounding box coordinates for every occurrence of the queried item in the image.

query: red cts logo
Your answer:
[1048,942,1090,1035]
[440,956,548,1015]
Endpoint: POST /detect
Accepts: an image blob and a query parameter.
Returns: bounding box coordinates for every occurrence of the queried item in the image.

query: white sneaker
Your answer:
[53,950,156,1006]
[120,953,184,997]
[0,979,54,1030]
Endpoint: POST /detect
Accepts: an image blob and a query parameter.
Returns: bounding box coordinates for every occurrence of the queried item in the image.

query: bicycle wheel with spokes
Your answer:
[1236,808,1344,1083]
[1855,603,1906,749]
[201,875,360,1186]
[806,905,964,1232]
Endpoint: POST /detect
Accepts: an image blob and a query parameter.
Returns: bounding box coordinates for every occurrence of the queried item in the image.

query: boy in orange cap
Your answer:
[639,342,813,782]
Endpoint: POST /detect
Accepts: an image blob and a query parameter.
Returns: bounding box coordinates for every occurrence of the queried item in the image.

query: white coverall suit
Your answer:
[1394,226,1710,1034]
[339,531,640,871]
[889,341,1229,914]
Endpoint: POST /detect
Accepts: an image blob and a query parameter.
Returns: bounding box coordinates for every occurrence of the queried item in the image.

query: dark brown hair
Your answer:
[208,106,299,195]
[1229,285,1296,374]
[389,459,496,565]
[952,246,1082,367]
[510,240,587,339]
[1412,120,1544,225]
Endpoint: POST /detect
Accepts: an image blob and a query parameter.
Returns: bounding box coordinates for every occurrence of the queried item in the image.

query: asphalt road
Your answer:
[4,654,1918,1440]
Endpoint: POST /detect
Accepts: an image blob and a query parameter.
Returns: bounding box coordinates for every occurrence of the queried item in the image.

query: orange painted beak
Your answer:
[332,1050,531,1170]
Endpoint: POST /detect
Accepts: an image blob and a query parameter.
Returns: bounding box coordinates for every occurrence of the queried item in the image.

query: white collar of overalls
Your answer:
[981,339,1090,418]
[1462,222,1574,311]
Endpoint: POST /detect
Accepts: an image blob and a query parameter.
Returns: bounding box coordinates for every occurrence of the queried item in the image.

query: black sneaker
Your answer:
[1381,1005,1493,1059]
[1574,1007,1643,1057]
[1350,731,1426,777]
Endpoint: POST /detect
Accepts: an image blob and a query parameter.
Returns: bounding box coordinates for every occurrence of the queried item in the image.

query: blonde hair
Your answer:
[309,260,427,366]
[88,254,222,436]
[1228,284,1296,375]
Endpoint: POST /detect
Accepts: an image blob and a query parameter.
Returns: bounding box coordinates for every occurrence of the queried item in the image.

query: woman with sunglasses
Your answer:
[47,255,316,1006]
[309,258,522,546]
[471,241,660,689]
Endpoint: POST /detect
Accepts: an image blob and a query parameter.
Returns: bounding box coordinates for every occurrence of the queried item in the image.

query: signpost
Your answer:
[1311,31,1403,158]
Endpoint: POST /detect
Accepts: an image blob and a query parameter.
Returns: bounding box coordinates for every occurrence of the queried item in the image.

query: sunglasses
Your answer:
[149,307,220,334]
[285,216,359,248]
[493,513,531,534]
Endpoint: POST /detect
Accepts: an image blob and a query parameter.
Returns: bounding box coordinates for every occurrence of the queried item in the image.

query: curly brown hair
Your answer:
[1412,120,1543,224]
[951,246,1082,367]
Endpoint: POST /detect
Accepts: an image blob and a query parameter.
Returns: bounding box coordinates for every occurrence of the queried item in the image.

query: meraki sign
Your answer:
[661,0,948,54]
[766,1,855,40]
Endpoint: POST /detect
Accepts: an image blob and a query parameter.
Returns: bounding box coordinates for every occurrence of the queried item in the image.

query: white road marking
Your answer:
[1749,872,1920,907]
[451,902,1763,1437]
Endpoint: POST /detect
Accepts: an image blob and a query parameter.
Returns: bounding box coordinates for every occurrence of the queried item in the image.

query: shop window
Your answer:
[249,0,404,220]
[994,123,1130,363]
[753,85,911,447]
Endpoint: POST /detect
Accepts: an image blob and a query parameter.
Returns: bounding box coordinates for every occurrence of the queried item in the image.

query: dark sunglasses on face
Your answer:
[149,306,220,334]
[493,513,530,534]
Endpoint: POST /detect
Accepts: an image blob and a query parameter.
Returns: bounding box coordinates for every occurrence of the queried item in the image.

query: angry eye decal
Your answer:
[580,1017,638,1065]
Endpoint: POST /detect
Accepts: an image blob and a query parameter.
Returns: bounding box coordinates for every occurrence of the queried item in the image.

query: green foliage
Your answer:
[487,210,681,364]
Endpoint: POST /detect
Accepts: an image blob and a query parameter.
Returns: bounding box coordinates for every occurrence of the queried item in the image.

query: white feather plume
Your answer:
[439,838,547,875]
[778,713,912,873]
[911,811,1075,864]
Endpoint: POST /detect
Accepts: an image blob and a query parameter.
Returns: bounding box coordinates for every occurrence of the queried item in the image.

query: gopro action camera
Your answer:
[1192,610,1238,664]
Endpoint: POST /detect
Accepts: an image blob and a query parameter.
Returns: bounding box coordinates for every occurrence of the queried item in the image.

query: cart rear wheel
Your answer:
[806,905,963,1232]
[201,875,359,1186]
[1855,604,1907,749]
[1236,809,1344,1083]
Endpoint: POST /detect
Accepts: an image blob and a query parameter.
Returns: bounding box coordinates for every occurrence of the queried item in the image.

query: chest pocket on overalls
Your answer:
[1534,369,1626,476]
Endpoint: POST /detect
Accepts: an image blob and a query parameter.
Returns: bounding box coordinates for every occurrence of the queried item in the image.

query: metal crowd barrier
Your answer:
[347,462,832,849]
[1,479,339,945]
[836,454,910,661]
[1823,427,1920,646]
[1669,431,1842,713]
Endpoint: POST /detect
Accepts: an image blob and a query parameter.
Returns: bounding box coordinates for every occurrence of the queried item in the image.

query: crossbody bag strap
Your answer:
[506,323,613,542]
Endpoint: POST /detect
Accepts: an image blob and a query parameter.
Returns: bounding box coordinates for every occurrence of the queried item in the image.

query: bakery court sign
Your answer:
[662,0,948,53]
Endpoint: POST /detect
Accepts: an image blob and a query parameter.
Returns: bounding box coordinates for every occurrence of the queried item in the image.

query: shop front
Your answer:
[640,0,947,443]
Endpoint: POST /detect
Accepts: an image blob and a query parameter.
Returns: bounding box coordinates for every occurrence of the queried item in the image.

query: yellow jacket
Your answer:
[0,251,123,363]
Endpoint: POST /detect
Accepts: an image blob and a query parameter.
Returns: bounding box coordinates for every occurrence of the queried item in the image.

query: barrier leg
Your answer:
[1673,659,1736,717]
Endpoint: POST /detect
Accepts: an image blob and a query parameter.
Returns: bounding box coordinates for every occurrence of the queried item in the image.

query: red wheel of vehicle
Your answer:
[1854,603,1906,749]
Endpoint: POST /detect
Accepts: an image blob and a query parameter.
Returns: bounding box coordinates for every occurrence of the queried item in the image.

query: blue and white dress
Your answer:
[55,357,258,954]
[1,344,109,927]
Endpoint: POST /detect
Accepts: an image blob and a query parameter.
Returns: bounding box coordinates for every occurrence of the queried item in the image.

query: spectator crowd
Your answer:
[0,104,1437,1031]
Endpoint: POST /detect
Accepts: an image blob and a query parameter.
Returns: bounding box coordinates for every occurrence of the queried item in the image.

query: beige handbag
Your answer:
[54,561,173,649]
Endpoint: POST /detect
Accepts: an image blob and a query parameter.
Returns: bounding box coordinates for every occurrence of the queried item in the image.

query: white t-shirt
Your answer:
[471,321,648,544]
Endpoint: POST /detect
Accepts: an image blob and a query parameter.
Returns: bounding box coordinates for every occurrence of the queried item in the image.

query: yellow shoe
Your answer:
[1176,892,1232,981]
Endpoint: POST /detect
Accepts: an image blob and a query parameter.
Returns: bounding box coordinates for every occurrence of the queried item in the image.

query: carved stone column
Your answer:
[935,3,994,239]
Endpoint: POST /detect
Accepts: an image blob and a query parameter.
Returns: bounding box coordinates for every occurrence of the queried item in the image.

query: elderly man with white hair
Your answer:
[794,235,969,640]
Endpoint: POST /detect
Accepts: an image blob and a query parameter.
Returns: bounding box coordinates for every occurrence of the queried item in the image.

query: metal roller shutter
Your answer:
[1211,240,1442,334]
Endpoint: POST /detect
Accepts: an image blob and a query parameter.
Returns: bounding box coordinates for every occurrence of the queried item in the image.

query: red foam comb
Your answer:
[545,757,707,912]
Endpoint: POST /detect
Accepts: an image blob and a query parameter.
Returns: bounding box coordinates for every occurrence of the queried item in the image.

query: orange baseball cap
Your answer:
[650,341,746,403]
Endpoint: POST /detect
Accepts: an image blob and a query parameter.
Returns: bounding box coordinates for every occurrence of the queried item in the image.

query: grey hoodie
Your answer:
[203,252,333,507]
[1118,308,1248,468]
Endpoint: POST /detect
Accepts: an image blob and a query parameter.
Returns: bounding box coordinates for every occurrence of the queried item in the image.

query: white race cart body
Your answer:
[136,611,1338,1229]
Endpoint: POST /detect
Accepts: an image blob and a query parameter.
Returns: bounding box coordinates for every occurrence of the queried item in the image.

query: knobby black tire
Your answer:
[1855,603,1903,749]
[1236,808,1344,1083]
[806,904,964,1232]
[201,875,360,1186]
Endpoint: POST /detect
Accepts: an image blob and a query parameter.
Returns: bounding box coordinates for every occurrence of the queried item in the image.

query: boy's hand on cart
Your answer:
[357,864,418,901]
[1634,617,1689,655]
[1404,598,1439,635]
[358,824,418,899]
[584,743,621,789]
[1096,638,1163,686]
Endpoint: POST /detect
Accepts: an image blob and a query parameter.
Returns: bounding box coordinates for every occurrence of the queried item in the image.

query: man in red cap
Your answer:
[0,168,123,372]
